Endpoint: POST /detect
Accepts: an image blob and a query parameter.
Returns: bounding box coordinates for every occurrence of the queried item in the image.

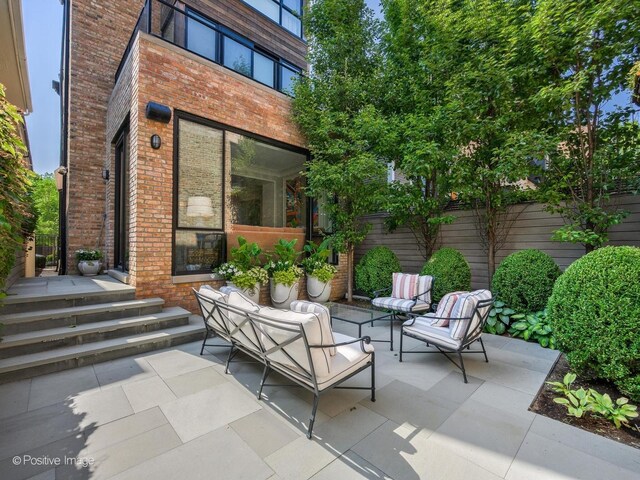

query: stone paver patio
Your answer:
[1,320,639,480]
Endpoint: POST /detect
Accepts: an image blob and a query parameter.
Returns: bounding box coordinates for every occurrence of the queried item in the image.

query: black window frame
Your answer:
[173,110,312,276]
[241,0,305,39]
[182,5,300,93]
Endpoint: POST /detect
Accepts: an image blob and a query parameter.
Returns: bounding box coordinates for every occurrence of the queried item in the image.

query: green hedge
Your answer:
[547,246,640,401]
[492,249,560,312]
[355,246,401,298]
[420,247,471,302]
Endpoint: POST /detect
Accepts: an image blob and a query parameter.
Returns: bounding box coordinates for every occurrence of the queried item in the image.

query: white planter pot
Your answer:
[226,281,237,289]
[306,274,332,303]
[78,260,101,276]
[239,285,261,304]
[270,279,300,309]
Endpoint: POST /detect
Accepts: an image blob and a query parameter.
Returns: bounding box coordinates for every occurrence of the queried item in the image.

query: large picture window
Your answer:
[242,0,303,38]
[228,131,307,228]
[174,118,225,274]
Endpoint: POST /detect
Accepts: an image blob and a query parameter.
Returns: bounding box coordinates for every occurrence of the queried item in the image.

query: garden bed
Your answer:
[530,354,640,449]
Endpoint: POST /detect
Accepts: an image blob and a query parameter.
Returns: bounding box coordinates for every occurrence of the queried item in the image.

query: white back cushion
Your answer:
[290,300,336,355]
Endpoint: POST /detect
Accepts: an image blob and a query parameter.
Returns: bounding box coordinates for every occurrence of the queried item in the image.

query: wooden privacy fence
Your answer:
[356,194,640,290]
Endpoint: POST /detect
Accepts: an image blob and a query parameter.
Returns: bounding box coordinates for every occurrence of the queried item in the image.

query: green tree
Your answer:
[378,0,455,259]
[531,0,640,252]
[32,173,59,235]
[0,83,35,291]
[426,0,547,283]
[292,0,387,300]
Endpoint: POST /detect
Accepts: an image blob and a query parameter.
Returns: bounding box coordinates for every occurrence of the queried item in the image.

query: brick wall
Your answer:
[103,34,348,311]
[67,0,145,272]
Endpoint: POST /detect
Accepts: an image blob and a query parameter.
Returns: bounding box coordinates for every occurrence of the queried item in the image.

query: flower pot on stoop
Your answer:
[270,280,299,309]
[306,274,332,303]
[78,260,101,276]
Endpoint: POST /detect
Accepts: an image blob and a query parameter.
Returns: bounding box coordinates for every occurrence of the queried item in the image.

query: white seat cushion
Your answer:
[256,306,333,379]
[226,291,262,355]
[316,333,374,391]
[290,301,336,356]
[372,297,430,313]
[402,316,462,350]
[197,286,231,341]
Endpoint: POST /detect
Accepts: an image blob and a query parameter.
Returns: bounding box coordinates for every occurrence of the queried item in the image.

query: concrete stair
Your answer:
[0,280,204,383]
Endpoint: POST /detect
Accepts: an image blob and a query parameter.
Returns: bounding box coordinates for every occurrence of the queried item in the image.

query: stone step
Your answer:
[0,286,137,315]
[0,307,190,358]
[0,298,165,336]
[0,316,205,384]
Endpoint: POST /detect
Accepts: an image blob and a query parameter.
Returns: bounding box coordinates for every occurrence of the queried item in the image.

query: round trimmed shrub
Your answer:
[547,246,640,401]
[420,247,471,302]
[491,249,560,312]
[355,246,401,298]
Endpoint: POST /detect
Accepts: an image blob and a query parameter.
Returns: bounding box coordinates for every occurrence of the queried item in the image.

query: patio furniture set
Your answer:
[193,273,494,438]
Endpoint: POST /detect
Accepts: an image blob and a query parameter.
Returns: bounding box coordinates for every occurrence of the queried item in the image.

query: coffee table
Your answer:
[327,303,395,351]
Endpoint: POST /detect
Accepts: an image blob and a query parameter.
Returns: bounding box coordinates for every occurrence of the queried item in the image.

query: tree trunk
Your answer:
[346,244,354,302]
[487,241,495,287]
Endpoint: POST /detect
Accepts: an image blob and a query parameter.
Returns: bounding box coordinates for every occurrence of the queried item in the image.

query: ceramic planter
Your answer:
[239,285,261,303]
[78,260,101,276]
[306,274,332,303]
[270,279,300,309]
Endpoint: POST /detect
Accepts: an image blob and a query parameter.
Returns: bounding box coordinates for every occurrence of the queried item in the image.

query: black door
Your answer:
[114,129,130,272]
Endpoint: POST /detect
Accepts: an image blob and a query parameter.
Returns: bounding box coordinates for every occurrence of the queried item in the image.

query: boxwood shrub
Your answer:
[492,249,560,312]
[355,246,401,298]
[420,247,471,302]
[547,246,640,401]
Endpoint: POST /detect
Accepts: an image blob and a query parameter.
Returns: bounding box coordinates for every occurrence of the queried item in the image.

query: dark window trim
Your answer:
[113,116,131,272]
[239,0,306,41]
[178,2,302,93]
[172,110,311,275]
[172,112,226,276]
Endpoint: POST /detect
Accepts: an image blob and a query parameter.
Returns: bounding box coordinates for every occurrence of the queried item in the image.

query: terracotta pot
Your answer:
[306,274,332,303]
[270,279,300,309]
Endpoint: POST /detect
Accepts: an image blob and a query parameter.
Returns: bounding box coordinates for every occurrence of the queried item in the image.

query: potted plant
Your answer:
[302,239,337,303]
[214,262,242,287]
[232,266,269,303]
[265,238,303,309]
[75,249,103,276]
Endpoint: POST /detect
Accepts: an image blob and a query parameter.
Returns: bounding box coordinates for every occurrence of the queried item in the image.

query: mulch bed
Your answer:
[530,354,640,449]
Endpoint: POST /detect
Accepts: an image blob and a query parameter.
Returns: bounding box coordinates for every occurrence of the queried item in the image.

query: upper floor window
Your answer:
[183,7,302,94]
[242,0,303,38]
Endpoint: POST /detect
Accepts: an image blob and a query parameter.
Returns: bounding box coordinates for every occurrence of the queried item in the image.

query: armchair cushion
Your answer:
[450,289,492,340]
[371,297,431,313]
[226,291,261,354]
[197,286,231,340]
[392,273,419,299]
[316,333,374,390]
[416,275,434,304]
[402,317,462,349]
[431,291,466,327]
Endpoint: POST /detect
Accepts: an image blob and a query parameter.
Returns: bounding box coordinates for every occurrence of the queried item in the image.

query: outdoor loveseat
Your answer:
[399,289,494,383]
[193,286,376,439]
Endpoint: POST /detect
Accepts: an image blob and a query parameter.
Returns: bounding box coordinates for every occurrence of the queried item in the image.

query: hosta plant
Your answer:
[509,309,556,349]
[547,373,639,429]
[483,300,519,335]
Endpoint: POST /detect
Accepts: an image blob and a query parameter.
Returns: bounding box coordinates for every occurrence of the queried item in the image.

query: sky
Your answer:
[22,0,63,175]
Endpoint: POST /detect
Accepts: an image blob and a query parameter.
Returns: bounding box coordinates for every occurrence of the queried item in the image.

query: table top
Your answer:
[327,302,393,324]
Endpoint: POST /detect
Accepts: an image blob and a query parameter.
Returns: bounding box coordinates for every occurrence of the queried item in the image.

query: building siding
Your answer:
[356,195,640,290]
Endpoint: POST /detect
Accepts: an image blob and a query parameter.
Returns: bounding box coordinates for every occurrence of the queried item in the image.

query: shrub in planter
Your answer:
[232,266,269,302]
[547,246,640,401]
[492,249,561,312]
[75,249,103,276]
[420,247,471,302]
[302,239,337,302]
[266,239,303,308]
[355,246,401,298]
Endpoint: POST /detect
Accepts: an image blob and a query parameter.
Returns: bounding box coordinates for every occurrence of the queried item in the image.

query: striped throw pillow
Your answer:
[431,291,467,327]
[392,273,419,300]
[449,289,492,340]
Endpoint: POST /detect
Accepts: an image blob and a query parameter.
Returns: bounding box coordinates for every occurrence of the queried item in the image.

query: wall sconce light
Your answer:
[54,166,67,191]
[145,102,172,123]
[150,134,161,149]
[102,168,110,181]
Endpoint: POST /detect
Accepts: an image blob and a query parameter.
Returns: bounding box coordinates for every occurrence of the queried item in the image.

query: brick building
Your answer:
[59,0,347,311]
